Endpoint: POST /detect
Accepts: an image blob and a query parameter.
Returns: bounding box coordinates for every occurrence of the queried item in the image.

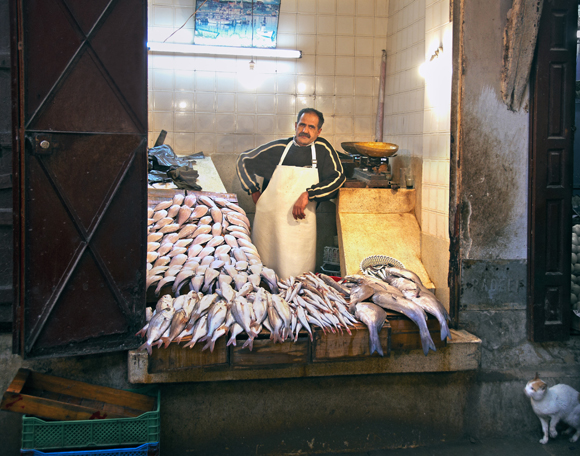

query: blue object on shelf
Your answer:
[20,442,159,456]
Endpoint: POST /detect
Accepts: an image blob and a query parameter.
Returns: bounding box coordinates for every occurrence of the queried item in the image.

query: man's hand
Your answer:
[292,191,310,220]
[252,191,261,204]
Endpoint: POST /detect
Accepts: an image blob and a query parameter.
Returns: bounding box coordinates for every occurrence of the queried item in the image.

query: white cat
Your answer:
[524,373,580,444]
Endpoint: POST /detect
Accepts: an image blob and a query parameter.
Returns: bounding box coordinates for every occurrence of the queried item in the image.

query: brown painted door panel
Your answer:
[528,0,577,341]
[12,0,147,358]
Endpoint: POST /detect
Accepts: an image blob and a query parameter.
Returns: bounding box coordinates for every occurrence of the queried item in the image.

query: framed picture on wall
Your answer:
[194,0,281,48]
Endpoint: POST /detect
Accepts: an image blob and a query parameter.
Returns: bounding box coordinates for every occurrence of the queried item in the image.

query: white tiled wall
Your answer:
[148,0,390,155]
[383,0,451,242]
[383,0,426,161]
[422,0,451,241]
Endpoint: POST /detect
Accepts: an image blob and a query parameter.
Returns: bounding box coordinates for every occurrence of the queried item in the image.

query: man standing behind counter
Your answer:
[236,108,346,280]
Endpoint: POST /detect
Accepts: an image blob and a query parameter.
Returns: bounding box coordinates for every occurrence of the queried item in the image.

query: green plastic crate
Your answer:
[21,391,160,451]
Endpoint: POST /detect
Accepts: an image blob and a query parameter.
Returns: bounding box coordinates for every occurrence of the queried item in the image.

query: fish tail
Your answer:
[227,336,236,347]
[420,329,437,356]
[242,337,254,351]
[138,342,152,356]
[183,339,196,349]
[441,321,452,341]
[201,339,212,352]
[369,338,384,357]
[345,325,352,336]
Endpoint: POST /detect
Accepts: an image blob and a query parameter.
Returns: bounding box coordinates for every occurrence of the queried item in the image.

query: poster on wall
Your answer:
[194,0,281,48]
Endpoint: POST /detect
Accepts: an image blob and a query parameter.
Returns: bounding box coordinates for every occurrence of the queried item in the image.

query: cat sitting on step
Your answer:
[524,373,580,444]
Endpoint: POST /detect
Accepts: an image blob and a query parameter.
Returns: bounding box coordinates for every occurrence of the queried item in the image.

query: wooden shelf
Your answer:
[128,322,480,384]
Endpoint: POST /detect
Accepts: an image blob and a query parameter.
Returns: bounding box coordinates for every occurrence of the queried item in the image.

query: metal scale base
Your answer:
[352,156,398,188]
[352,168,392,187]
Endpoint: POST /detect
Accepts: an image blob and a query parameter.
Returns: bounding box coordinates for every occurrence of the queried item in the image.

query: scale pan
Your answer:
[341,142,359,156]
[353,142,398,158]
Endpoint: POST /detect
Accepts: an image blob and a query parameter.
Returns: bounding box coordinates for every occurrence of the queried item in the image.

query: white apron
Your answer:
[252,141,319,280]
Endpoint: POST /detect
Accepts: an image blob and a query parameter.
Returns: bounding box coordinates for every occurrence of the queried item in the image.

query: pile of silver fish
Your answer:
[146,193,277,297]
[346,267,452,356]
[137,272,358,354]
[143,196,450,358]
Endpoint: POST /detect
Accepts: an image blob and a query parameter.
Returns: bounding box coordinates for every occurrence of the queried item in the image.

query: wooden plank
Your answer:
[0,392,139,421]
[25,371,155,413]
[4,368,29,394]
[147,337,228,373]
[313,322,390,361]
[388,315,446,351]
[231,336,309,367]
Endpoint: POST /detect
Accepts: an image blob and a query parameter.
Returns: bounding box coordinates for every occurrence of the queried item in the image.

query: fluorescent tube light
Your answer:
[147,42,301,59]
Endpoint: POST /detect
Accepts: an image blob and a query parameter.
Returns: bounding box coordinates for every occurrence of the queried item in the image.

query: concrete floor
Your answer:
[318,435,579,456]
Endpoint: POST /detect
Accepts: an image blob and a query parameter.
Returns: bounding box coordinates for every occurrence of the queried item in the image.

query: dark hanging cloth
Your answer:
[148,141,204,190]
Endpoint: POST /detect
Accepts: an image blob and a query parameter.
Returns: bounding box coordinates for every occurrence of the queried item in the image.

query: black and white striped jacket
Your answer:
[236,137,346,202]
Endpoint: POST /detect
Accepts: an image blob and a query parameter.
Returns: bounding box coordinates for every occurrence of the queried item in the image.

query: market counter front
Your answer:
[128,328,480,384]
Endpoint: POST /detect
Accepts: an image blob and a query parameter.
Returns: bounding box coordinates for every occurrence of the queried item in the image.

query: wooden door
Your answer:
[528,0,578,341]
[11,0,148,358]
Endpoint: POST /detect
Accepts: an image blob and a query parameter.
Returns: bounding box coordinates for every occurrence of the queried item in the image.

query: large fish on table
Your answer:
[381,266,423,286]
[371,290,436,356]
[354,302,387,356]
[382,274,452,341]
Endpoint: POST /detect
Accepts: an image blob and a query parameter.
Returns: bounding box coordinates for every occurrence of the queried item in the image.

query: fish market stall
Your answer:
[128,184,480,384]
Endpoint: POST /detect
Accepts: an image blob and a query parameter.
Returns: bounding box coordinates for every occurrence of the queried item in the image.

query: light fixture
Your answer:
[147,42,302,59]
[429,46,443,62]
[419,45,443,78]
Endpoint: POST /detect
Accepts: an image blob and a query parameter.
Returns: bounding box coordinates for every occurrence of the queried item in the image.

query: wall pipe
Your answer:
[375,50,387,142]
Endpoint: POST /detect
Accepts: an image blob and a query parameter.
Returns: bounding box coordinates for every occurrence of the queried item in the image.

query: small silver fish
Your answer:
[193,233,213,245]
[192,224,212,238]
[138,307,175,355]
[183,314,208,348]
[152,201,170,213]
[177,206,193,226]
[207,235,224,248]
[190,205,209,220]
[172,193,185,206]
[198,195,216,207]
[183,194,196,208]
[167,204,181,218]
[210,207,223,224]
